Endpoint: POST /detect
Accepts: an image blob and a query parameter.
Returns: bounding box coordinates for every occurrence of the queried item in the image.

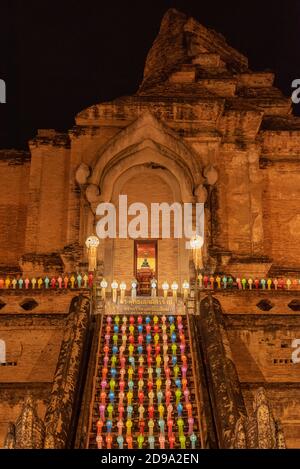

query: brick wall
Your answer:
[0,385,50,447]
[25,144,71,253]
[0,159,30,266]
[225,304,300,448]
[262,163,300,266]
[110,171,187,286]
[242,387,300,449]
[0,291,73,447]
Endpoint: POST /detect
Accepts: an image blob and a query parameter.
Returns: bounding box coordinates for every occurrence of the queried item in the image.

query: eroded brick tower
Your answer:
[0,9,300,449]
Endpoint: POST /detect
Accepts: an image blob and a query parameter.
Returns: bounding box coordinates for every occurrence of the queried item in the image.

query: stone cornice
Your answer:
[0,149,31,165]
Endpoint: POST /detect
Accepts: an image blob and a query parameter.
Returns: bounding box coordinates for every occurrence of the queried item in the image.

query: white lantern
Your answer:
[189,235,204,270]
[100,278,108,300]
[162,281,169,299]
[85,235,100,248]
[182,280,190,300]
[85,235,100,272]
[190,235,203,250]
[111,280,118,303]
[120,281,126,304]
[151,279,157,298]
[171,281,179,302]
[131,279,137,300]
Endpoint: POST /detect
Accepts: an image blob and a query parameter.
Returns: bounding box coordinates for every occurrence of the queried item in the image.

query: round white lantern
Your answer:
[85,235,100,249]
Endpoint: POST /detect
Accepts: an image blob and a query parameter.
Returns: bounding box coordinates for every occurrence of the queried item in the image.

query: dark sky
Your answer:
[1,0,300,149]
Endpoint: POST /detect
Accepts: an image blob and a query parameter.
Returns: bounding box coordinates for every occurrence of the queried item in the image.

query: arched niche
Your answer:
[110,164,182,205]
[85,111,203,210]
[100,167,190,288]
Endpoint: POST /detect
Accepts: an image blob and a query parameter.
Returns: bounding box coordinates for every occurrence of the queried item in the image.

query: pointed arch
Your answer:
[86,111,203,208]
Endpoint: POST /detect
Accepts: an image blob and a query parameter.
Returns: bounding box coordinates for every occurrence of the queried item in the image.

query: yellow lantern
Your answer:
[151,279,157,298]
[162,281,169,300]
[171,281,178,302]
[189,235,204,270]
[182,280,190,300]
[111,280,118,303]
[85,235,100,272]
[120,281,126,304]
[100,278,108,300]
[131,280,137,300]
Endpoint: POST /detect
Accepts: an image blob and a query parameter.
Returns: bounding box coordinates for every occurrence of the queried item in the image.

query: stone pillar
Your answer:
[233,387,286,449]
[4,395,45,449]
[199,295,247,447]
[247,145,264,255]
[24,146,44,253]
[43,295,90,448]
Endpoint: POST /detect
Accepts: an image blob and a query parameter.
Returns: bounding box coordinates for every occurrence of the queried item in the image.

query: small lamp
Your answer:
[189,235,204,270]
[151,279,157,298]
[131,280,137,300]
[171,281,179,302]
[162,281,169,300]
[120,281,126,304]
[85,235,100,272]
[182,280,190,301]
[111,280,118,303]
[100,278,108,300]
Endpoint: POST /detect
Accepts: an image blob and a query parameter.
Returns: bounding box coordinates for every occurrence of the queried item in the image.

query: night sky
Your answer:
[1,0,300,149]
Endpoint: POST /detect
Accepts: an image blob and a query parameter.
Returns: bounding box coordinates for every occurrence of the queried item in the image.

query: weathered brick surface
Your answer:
[0,385,50,447]
[242,387,300,448]
[0,291,73,447]
[262,163,300,267]
[0,9,300,448]
[221,290,300,447]
[0,290,80,314]
[0,155,30,267]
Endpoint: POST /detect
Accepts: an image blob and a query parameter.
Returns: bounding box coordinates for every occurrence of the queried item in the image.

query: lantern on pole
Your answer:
[85,235,100,272]
[100,278,108,300]
[162,281,169,300]
[111,280,118,304]
[171,281,178,302]
[182,280,190,301]
[151,279,157,298]
[131,280,137,300]
[189,235,204,271]
[120,281,126,304]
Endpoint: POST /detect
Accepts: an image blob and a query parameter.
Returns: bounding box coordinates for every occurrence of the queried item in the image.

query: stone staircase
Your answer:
[86,300,202,449]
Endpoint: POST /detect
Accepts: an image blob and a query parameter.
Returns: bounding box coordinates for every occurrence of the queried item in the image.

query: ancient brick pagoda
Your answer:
[0,9,300,449]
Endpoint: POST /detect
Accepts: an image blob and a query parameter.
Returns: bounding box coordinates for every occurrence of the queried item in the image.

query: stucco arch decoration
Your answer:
[85,111,205,210]
[110,164,182,205]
